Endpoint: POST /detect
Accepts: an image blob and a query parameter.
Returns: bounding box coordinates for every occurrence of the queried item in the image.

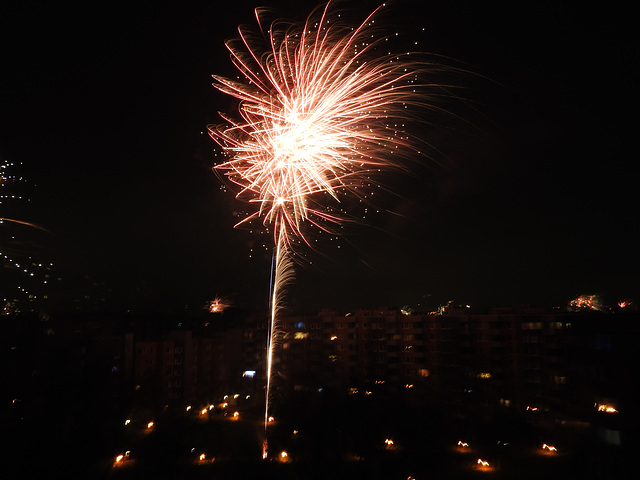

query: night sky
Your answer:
[0,0,636,313]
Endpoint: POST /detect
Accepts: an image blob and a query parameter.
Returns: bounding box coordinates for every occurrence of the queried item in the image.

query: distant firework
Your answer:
[207,295,230,313]
[618,299,632,309]
[208,0,452,458]
[569,294,603,311]
[0,159,55,314]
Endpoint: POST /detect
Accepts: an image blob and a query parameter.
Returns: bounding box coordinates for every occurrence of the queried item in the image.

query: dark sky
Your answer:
[0,0,636,313]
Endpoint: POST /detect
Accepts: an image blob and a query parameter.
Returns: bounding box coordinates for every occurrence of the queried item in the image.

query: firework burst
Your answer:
[208,0,452,457]
[209,1,451,247]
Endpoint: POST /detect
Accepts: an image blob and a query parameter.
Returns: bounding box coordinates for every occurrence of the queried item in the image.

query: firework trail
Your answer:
[263,227,294,457]
[208,1,448,457]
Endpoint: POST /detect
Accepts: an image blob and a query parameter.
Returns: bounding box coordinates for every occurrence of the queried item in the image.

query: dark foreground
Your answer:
[7,390,632,479]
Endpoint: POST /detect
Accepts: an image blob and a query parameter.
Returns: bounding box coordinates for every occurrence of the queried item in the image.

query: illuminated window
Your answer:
[522,322,542,330]
[294,332,309,340]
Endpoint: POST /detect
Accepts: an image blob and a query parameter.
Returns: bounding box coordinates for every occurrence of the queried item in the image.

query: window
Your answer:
[522,322,542,330]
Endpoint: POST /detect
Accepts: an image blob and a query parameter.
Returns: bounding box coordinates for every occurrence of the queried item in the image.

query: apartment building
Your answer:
[270,307,637,446]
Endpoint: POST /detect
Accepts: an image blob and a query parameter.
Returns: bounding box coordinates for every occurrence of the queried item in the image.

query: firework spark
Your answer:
[209,1,445,457]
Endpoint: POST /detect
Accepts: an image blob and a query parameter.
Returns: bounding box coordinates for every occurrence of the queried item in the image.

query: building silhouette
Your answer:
[5,305,636,449]
[266,306,637,447]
